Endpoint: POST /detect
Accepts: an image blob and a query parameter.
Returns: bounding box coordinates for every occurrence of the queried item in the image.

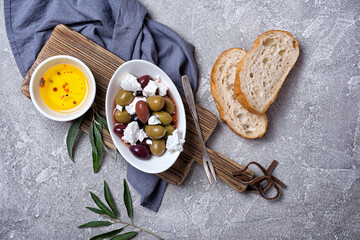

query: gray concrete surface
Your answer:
[1,0,360,239]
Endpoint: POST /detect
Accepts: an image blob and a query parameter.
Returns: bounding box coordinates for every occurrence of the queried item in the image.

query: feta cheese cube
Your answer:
[121,73,142,92]
[166,129,185,152]
[115,104,123,112]
[138,129,147,142]
[122,121,148,145]
[155,77,168,96]
[142,80,158,97]
[122,122,139,145]
[148,115,161,125]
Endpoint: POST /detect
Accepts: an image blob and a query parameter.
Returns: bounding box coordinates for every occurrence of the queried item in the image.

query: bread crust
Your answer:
[234,30,300,114]
[210,48,268,139]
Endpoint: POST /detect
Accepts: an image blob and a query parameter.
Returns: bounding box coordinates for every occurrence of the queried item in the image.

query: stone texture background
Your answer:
[1,0,360,239]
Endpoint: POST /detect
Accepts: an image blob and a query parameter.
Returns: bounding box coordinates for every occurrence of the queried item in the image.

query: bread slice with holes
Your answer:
[211,48,268,139]
[234,30,300,114]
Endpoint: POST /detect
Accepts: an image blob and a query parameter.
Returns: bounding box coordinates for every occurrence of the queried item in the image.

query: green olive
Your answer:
[147,95,164,111]
[145,125,166,139]
[164,125,175,136]
[116,89,134,107]
[150,139,166,156]
[114,109,130,124]
[152,111,172,125]
[163,96,175,114]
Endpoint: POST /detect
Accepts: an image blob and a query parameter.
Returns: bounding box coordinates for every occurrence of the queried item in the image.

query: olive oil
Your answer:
[40,64,88,112]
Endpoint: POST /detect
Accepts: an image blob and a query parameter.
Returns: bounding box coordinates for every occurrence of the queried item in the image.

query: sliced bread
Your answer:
[211,48,268,139]
[234,30,300,114]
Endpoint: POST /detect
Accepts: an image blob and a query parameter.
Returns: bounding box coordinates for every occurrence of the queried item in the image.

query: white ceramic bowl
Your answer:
[106,60,186,174]
[30,55,96,121]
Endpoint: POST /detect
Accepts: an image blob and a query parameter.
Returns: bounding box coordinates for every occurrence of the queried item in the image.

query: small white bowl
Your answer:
[106,60,186,174]
[30,55,96,121]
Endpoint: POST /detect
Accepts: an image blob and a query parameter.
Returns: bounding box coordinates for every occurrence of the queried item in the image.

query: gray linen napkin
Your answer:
[4,0,198,212]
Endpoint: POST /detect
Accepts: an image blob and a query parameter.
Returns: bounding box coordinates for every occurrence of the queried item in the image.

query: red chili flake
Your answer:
[63,72,66,74]
[73,101,77,104]
[61,96,64,99]
[53,87,57,92]
[62,85,66,88]
[40,79,46,88]
[66,89,69,93]
[67,72,70,73]
[70,71,72,74]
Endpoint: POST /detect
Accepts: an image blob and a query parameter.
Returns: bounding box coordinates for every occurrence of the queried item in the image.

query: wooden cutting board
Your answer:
[21,24,253,192]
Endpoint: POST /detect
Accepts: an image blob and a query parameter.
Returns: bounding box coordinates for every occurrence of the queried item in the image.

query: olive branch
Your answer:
[79,179,163,240]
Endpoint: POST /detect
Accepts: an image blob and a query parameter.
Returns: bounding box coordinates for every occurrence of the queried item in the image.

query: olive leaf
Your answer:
[92,151,101,173]
[90,228,125,240]
[123,179,132,220]
[94,116,103,139]
[95,112,109,133]
[66,115,84,162]
[95,113,112,155]
[93,110,118,170]
[90,192,117,219]
[92,124,103,173]
[93,119,103,143]
[89,122,98,154]
[93,112,115,172]
[109,232,138,240]
[86,206,104,215]
[78,221,112,228]
[104,181,119,218]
